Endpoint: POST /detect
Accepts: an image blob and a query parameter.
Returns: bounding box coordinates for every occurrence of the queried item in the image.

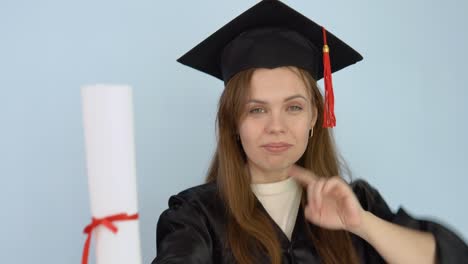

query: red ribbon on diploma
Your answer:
[82,213,139,264]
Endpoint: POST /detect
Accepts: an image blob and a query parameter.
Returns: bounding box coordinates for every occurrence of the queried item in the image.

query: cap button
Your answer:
[323,44,330,53]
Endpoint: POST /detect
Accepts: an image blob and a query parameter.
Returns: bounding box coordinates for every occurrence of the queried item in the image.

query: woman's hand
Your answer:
[288,164,365,233]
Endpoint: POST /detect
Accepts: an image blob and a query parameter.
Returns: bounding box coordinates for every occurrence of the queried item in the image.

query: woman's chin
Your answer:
[248,154,301,173]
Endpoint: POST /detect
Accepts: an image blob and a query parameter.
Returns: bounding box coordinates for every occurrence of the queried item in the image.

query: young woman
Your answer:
[152,1,468,263]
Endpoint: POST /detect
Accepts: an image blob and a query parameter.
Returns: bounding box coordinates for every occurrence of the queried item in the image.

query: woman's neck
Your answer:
[248,162,290,184]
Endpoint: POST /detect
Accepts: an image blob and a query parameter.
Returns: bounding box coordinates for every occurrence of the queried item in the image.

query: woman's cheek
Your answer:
[239,120,260,148]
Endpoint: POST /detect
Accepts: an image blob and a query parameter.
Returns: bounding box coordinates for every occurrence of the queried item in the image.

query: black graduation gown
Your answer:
[152,179,468,263]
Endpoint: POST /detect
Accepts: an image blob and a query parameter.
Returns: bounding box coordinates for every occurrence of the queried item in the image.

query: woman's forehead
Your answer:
[248,67,309,101]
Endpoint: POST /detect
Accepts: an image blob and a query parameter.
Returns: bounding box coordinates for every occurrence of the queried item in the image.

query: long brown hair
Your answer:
[205,66,360,264]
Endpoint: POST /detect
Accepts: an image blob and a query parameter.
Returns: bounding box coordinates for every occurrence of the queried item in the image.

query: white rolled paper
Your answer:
[81,84,142,264]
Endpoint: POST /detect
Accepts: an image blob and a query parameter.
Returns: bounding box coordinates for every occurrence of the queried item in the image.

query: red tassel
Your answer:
[322,27,336,128]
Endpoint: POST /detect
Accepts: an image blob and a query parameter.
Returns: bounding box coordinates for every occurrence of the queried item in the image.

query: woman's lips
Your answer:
[261,143,293,153]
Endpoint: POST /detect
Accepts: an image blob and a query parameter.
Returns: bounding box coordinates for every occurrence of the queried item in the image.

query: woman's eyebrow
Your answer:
[246,94,308,104]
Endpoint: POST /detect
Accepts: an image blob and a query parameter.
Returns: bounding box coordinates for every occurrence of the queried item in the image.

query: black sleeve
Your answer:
[351,179,468,264]
[151,195,213,264]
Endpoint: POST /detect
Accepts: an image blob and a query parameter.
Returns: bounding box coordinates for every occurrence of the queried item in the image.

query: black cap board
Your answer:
[177,0,363,84]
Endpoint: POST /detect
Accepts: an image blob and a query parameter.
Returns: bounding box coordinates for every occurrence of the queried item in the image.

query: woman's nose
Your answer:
[265,111,287,134]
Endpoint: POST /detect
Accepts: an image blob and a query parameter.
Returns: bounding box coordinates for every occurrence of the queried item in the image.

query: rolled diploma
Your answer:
[81,84,142,264]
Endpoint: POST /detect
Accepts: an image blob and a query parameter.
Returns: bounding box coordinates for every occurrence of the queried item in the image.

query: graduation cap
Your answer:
[177,0,363,128]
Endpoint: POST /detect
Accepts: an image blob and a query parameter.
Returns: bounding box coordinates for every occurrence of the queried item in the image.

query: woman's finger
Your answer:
[323,177,346,199]
[288,164,318,186]
[314,178,326,212]
[307,181,316,210]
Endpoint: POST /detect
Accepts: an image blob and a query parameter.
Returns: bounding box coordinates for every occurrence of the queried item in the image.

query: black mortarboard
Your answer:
[177,0,363,128]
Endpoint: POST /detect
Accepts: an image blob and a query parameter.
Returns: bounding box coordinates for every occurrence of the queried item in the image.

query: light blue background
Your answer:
[1,0,467,263]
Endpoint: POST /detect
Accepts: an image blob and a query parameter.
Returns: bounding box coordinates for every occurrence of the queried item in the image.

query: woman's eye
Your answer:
[288,105,303,111]
[249,108,265,114]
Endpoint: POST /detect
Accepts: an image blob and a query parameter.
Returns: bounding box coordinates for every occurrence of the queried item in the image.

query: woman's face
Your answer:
[238,67,317,176]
